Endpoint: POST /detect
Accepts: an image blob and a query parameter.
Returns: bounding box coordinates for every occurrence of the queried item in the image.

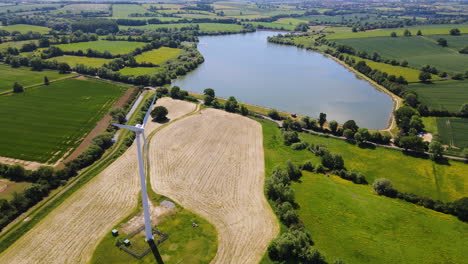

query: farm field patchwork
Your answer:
[46,55,112,68]
[135,47,182,64]
[327,24,468,39]
[335,36,468,72]
[119,67,163,76]
[293,173,468,264]
[0,64,75,93]
[0,78,125,163]
[0,24,50,34]
[408,80,468,112]
[260,119,468,202]
[53,40,147,55]
[436,118,468,150]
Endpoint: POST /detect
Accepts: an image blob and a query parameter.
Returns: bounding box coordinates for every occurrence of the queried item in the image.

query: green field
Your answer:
[0,78,125,162]
[135,47,182,64]
[243,22,295,31]
[0,4,60,14]
[335,36,468,72]
[0,179,32,200]
[408,80,468,112]
[120,23,243,32]
[425,34,468,50]
[272,17,308,26]
[53,40,147,55]
[327,25,468,39]
[293,173,468,264]
[112,4,149,18]
[47,55,112,68]
[0,40,39,51]
[0,64,75,93]
[260,119,467,202]
[119,67,162,76]
[0,24,50,34]
[346,55,431,82]
[437,118,468,150]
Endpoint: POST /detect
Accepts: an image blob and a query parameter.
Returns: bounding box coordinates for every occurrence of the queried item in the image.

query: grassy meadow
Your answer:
[260,119,467,202]
[47,55,112,68]
[327,25,468,39]
[408,80,468,112]
[0,64,75,93]
[112,4,149,18]
[53,40,147,55]
[0,40,39,51]
[0,24,50,34]
[135,47,182,64]
[293,173,468,264]
[0,78,126,162]
[119,67,163,76]
[119,23,243,32]
[243,22,295,31]
[335,36,468,72]
[346,55,431,82]
[425,34,468,50]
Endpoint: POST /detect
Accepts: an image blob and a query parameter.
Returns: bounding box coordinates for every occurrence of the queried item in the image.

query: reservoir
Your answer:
[173,31,393,129]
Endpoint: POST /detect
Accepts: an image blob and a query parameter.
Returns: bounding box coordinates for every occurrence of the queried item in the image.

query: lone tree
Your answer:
[44,76,49,85]
[403,29,411,36]
[329,120,338,133]
[203,88,215,106]
[373,178,397,197]
[429,141,444,161]
[416,30,422,36]
[151,106,168,122]
[460,103,468,117]
[319,112,326,129]
[449,28,461,36]
[419,71,431,82]
[58,62,71,74]
[390,32,397,37]
[224,96,238,113]
[268,109,281,120]
[437,38,448,47]
[13,82,24,93]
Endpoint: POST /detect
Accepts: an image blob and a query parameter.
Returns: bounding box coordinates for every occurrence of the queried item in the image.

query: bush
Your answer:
[291,142,308,150]
[268,109,281,120]
[283,131,300,146]
[301,160,314,172]
[453,197,468,222]
[286,160,302,181]
[276,202,299,226]
[151,106,168,122]
[373,178,397,197]
[13,82,24,93]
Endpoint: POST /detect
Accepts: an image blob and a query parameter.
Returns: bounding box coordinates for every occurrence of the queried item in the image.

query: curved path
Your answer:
[149,109,279,264]
[0,98,196,264]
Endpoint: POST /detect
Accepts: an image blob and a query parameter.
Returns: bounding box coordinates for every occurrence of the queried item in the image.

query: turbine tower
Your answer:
[113,95,157,241]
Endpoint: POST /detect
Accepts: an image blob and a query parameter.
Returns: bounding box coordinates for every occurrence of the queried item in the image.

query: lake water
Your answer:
[173,31,393,129]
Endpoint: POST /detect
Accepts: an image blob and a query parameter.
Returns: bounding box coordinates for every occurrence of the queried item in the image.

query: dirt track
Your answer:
[0,98,195,264]
[149,108,279,264]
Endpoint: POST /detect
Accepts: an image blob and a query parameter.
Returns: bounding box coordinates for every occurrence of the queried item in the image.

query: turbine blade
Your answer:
[142,95,157,127]
[112,123,142,132]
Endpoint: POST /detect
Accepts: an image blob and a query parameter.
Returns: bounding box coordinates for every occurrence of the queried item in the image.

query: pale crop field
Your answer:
[149,109,279,264]
[52,40,147,55]
[0,24,50,34]
[0,98,196,264]
[135,47,182,64]
[47,55,112,68]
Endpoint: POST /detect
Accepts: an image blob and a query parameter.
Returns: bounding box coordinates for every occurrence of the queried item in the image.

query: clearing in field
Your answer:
[260,119,467,202]
[119,67,162,76]
[293,173,468,264]
[0,98,205,264]
[0,178,31,200]
[436,118,468,150]
[53,40,147,55]
[327,24,468,39]
[134,47,182,64]
[46,55,112,68]
[335,36,468,72]
[149,109,278,264]
[408,80,468,112]
[0,78,125,163]
[346,55,433,83]
[0,64,75,93]
[0,24,50,34]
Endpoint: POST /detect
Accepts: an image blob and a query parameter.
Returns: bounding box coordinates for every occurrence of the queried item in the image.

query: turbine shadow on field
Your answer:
[148,240,165,264]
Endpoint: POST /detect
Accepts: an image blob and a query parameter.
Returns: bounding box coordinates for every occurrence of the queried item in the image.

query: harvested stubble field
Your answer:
[0,98,196,264]
[149,108,279,264]
[53,40,147,55]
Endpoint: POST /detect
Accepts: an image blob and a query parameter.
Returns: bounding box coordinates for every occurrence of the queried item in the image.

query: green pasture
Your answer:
[293,173,468,264]
[47,55,112,68]
[260,119,467,202]
[53,40,147,55]
[0,78,126,162]
[0,4,60,14]
[0,24,50,34]
[119,67,162,76]
[272,17,308,26]
[346,55,430,83]
[0,40,39,51]
[91,208,217,264]
[120,23,243,32]
[0,64,75,93]
[408,80,468,112]
[327,24,468,39]
[112,4,149,18]
[422,117,438,135]
[135,47,182,64]
[437,118,468,150]
[335,36,468,72]
[425,34,468,50]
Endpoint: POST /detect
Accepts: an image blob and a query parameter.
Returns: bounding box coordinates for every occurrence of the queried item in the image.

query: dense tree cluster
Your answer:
[71,19,119,33]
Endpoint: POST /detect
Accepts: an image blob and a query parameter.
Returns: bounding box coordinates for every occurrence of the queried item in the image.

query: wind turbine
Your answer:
[113,95,157,241]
